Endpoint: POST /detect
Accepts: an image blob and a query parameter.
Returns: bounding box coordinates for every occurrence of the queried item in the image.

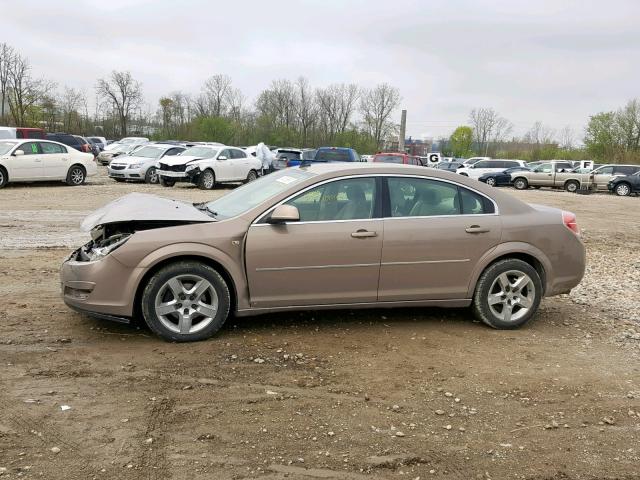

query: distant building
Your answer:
[382,136,432,155]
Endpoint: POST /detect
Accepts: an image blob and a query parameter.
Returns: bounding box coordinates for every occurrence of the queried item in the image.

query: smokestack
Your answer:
[398,109,407,153]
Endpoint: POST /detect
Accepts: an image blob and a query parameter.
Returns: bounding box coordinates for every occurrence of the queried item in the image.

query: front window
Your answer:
[206,169,316,220]
[130,146,164,159]
[535,163,553,173]
[0,141,18,155]
[180,146,218,158]
[595,166,614,175]
[285,177,376,221]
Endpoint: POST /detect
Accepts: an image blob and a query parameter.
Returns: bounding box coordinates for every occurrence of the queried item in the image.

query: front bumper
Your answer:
[108,166,145,180]
[157,169,199,182]
[60,250,143,319]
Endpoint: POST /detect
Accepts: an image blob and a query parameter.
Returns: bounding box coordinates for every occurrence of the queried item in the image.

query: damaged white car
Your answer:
[157,144,262,189]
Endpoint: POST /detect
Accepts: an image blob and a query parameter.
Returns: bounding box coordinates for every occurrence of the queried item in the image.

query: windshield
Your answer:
[0,141,18,155]
[180,146,218,158]
[314,149,352,162]
[301,149,316,160]
[206,169,316,219]
[374,155,404,164]
[131,146,164,159]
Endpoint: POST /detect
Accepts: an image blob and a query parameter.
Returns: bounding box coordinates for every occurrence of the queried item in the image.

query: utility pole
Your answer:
[398,109,407,153]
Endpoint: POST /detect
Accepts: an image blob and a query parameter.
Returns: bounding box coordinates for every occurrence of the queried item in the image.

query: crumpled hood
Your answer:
[158,155,207,167]
[80,193,214,232]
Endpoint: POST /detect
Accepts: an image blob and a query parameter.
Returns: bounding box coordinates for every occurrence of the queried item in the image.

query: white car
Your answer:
[157,144,263,189]
[108,143,186,184]
[457,159,527,180]
[104,137,149,151]
[462,156,490,166]
[0,139,96,188]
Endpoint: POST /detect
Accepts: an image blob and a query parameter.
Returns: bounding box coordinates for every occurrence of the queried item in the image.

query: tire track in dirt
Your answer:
[134,397,174,480]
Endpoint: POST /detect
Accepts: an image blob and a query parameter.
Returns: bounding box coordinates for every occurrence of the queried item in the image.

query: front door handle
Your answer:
[351,229,378,238]
[465,225,490,234]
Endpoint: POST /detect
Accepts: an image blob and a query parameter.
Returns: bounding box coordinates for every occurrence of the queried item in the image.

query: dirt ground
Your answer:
[1,168,639,480]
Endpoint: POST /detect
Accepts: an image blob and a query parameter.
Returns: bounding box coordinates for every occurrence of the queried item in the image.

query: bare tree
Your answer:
[616,99,640,150]
[558,125,575,150]
[227,87,245,122]
[7,53,55,126]
[295,77,316,145]
[316,83,360,141]
[59,87,86,132]
[469,107,512,155]
[360,83,401,148]
[198,74,233,117]
[256,79,297,129]
[96,71,143,136]
[524,121,555,145]
[0,43,15,121]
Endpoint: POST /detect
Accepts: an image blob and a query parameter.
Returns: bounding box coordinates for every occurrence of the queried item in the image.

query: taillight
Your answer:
[562,211,580,236]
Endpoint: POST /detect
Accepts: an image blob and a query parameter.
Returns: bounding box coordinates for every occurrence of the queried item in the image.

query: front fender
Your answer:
[465,242,553,298]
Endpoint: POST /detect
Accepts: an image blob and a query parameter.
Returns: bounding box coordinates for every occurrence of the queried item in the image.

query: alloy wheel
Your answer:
[71,168,84,185]
[616,183,631,196]
[148,167,159,184]
[487,270,536,323]
[486,177,496,186]
[154,274,219,335]
[203,171,214,189]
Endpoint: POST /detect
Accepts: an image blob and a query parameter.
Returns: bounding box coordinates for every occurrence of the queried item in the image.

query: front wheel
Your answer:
[459,172,469,177]
[614,182,631,196]
[145,167,159,184]
[197,169,215,190]
[513,177,528,190]
[66,165,86,186]
[141,261,231,342]
[485,177,496,187]
[472,258,542,329]
[0,167,7,188]
[159,177,175,187]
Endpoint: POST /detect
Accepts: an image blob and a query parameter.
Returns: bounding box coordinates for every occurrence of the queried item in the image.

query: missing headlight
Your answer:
[76,233,131,262]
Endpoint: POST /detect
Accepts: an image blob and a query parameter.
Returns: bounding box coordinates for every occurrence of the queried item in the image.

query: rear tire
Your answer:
[564,180,579,193]
[66,165,86,186]
[614,182,631,196]
[141,261,231,342]
[145,167,159,184]
[0,167,7,188]
[159,177,175,187]
[244,169,258,184]
[513,177,528,190]
[197,169,215,190]
[472,258,542,329]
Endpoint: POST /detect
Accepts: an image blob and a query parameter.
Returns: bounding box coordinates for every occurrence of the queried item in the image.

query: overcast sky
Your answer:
[4,0,640,140]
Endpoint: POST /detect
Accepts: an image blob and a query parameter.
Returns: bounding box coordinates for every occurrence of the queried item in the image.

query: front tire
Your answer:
[66,165,86,186]
[141,261,231,342]
[472,259,542,329]
[145,167,159,184]
[615,182,631,196]
[485,177,496,187]
[513,177,528,190]
[197,169,215,190]
[564,180,579,193]
[159,177,175,187]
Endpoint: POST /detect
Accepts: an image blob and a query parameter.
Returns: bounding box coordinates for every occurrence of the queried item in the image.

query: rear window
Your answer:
[315,149,352,162]
[374,155,404,164]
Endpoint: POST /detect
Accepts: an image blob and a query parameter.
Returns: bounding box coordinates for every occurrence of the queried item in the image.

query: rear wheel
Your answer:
[197,169,215,190]
[0,167,7,188]
[159,177,175,187]
[472,259,542,329]
[141,261,231,342]
[513,177,528,190]
[244,169,258,184]
[564,180,579,193]
[614,182,631,196]
[66,165,86,186]
[145,167,159,184]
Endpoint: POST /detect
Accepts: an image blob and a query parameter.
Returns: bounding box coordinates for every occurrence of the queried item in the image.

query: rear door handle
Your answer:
[351,229,378,238]
[465,225,490,234]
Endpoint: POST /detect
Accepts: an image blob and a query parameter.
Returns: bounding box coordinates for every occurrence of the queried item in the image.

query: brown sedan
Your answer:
[61,163,585,342]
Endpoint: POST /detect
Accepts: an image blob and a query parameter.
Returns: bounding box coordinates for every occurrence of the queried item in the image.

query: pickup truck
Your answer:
[511,162,640,192]
[287,147,362,167]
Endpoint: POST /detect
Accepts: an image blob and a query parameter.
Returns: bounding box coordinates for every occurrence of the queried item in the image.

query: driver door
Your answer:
[5,142,44,179]
[529,163,554,186]
[245,177,383,308]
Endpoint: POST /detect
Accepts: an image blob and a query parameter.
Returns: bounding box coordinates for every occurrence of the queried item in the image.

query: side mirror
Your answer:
[13,149,24,156]
[218,155,228,161]
[269,204,300,224]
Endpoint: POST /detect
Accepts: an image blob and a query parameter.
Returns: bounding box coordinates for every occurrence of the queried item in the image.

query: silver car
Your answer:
[108,144,186,184]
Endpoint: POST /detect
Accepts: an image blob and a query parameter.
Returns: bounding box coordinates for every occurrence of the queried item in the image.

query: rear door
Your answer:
[39,141,69,179]
[214,148,235,181]
[245,177,383,307]
[379,176,502,301]
[230,148,250,180]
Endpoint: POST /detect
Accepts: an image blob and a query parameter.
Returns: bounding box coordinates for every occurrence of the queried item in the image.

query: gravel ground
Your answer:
[0,168,639,480]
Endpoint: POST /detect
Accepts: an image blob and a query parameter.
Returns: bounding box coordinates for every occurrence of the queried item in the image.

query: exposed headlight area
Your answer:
[73,230,132,262]
[185,164,198,172]
[129,163,143,169]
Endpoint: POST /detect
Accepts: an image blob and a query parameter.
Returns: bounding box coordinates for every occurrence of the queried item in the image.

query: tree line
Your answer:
[1,42,638,163]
